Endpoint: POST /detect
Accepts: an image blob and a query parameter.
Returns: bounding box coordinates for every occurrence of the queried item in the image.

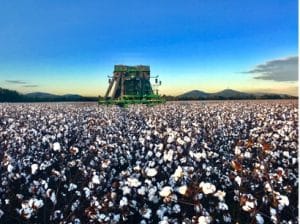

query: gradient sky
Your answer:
[0,0,298,96]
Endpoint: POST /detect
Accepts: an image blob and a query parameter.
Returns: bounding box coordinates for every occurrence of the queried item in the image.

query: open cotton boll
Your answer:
[92,175,101,185]
[68,183,77,191]
[127,177,141,187]
[119,197,128,207]
[167,136,174,144]
[163,150,174,162]
[69,146,79,155]
[177,185,188,195]
[277,195,289,210]
[198,216,212,224]
[140,208,152,219]
[193,151,207,161]
[242,201,255,212]
[244,151,252,159]
[199,182,216,194]
[101,159,111,169]
[19,207,33,219]
[234,146,241,155]
[183,136,191,143]
[214,190,226,201]
[145,167,158,177]
[52,142,61,151]
[158,143,164,151]
[256,213,264,224]
[172,166,183,181]
[138,186,146,195]
[159,186,172,197]
[31,164,39,175]
[218,202,228,211]
[29,198,44,209]
[7,164,14,173]
[46,189,57,205]
[122,186,131,195]
[234,176,242,186]
[176,138,185,145]
[264,182,272,192]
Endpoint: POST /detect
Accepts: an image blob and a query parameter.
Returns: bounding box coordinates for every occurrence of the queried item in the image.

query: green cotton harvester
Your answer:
[99,65,165,106]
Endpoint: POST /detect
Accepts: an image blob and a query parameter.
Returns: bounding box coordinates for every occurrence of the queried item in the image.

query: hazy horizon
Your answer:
[0,0,298,96]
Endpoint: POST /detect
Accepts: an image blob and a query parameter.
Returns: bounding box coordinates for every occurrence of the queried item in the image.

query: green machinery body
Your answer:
[99,65,165,106]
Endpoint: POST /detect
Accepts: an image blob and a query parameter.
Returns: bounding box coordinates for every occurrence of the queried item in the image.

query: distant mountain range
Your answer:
[25,92,84,100]
[0,88,97,102]
[0,87,297,102]
[176,89,297,100]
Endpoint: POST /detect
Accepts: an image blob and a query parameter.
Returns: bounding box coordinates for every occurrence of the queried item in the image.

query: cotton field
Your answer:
[0,100,298,223]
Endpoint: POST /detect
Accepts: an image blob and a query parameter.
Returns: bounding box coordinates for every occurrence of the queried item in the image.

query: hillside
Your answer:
[0,88,98,102]
[177,89,297,100]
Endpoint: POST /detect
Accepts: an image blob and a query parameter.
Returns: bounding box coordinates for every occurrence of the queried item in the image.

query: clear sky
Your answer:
[0,0,298,96]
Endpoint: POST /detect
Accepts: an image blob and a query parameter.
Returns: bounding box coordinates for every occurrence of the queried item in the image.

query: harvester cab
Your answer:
[99,65,165,106]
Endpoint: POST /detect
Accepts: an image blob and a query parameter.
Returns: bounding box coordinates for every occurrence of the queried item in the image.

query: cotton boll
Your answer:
[137,186,146,195]
[71,200,80,212]
[199,182,216,194]
[19,207,33,219]
[277,195,289,210]
[145,168,158,177]
[92,175,100,185]
[68,183,77,191]
[283,151,289,158]
[133,165,142,171]
[193,152,207,161]
[158,143,164,151]
[218,202,228,211]
[167,136,174,144]
[127,177,141,187]
[172,166,183,181]
[242,201,255,212]
[122,186,131,195]
[29,199,44,209]
[177,185,188,195]
[159,186,172,197]
[156,151,162,158]
[176,138,185,145]
[256,213,264,224]
[163,150,174,162]
[101,159,111,169]
[46,189,57,205]
[140,208,152,219]
[184,136,191,143]
[120,197,128,207]
[31,164,39,175]
[16,194,24,200]
[214,190,226,201]
[198,216,211,224]
[234,176,242,186]
[244,151,252,159]
[53,142,61,152]
[173,204,181,213]
[7,164,14,173]
[69,146,79,155]
[234,146,241,155]
[264,182,272,192]
[83,187,91,199]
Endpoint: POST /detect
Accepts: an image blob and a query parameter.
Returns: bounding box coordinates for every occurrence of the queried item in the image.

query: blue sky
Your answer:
[0,0,298,96]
